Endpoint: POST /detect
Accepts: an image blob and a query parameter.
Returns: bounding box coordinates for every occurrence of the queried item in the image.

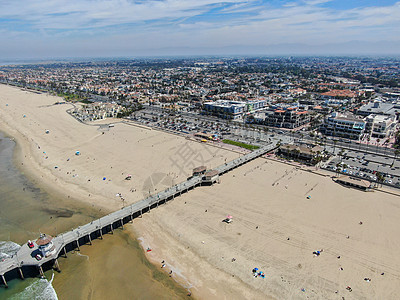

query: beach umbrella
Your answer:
[75,151,80,155]
[103,177,106,180]
[226,215,233,219]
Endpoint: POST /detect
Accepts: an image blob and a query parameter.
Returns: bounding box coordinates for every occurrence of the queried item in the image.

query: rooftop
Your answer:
[36,234,53,246]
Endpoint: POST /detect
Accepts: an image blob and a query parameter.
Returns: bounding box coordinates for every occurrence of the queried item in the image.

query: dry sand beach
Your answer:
[1,83,400,299]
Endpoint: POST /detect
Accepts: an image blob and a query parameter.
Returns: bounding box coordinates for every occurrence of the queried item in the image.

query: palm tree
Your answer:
[392,149,400,167]
[338,149,344,163]
[376,172,385,188]
[384,138,390,155]
[333,140,338,154]
[376,138,381,154]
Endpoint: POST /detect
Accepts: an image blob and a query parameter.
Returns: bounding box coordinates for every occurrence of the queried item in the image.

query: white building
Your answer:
[36,234,57,258]
[364,114,396,139]
[321,112,365,140]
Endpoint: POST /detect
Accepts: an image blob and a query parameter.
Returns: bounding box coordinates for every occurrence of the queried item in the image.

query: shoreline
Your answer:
[0,86,197,299]
[2,83,400,299]
[0,84,249,299]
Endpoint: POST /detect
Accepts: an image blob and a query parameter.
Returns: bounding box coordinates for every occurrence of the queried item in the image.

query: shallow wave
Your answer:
[0,240,21,260]
[9,273,58,300]
[76,252,90,260]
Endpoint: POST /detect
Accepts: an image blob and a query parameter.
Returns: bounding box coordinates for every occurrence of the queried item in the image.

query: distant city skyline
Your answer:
[1,0,400,59]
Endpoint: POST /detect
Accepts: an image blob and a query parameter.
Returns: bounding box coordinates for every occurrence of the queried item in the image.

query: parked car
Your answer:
[27,240,34,248]
[35,254,42,261]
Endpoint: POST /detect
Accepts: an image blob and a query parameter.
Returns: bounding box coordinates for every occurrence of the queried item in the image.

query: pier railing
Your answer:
[0,142,276,287]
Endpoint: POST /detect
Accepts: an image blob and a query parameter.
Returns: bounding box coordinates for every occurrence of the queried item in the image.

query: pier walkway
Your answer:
[0,142,277,287]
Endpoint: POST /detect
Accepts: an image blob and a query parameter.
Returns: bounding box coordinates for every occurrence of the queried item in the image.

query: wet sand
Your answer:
[0,131,97,245]
[2,83,400,299]
[52,230,188,300]
[0,130,189,299]
[0,83,238,298]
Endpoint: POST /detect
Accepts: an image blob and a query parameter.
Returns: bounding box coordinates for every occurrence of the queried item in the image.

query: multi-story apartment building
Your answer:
[364,114,395,139]
[71,102,124,122]
[202,99,265,120]
[264,107,310,129]
[321,112,365,140]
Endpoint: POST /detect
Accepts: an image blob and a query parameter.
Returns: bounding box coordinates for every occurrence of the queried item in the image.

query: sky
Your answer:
[0,0,400,59]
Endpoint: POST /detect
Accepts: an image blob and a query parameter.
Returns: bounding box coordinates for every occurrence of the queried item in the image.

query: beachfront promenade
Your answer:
[0,142,277,287]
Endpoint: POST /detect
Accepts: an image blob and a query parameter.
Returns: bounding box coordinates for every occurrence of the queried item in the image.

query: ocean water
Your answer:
[0,132,60,299]
[0,241,20,261]
[9,274,58,300]
[0,132,188,299]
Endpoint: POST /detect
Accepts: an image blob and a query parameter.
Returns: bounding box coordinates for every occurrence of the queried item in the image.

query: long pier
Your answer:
[0,142,277,287]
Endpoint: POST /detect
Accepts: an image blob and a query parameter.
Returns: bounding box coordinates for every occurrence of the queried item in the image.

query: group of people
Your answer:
[313,249,323,256]
[252,268,265,278]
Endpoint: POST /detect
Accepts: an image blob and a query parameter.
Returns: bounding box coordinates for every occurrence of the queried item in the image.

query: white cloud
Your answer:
[303,0,332,5]
[0,0,251,30]
[0,0,399,57]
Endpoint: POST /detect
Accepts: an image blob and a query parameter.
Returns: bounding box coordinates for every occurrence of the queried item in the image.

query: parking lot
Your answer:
[128,107,400,189]
[324,149,400,187]
[130,109,234,140]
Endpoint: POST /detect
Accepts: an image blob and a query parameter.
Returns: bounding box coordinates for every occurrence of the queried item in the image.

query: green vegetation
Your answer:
[394,130,400,149]
[222,139,260,150]
[57,92,86,102]
[117,104,144,118]
[79,99,92,104]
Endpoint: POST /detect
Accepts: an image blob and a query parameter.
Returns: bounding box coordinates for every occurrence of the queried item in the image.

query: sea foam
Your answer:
[9,273,58,300]
[0,240,21,260]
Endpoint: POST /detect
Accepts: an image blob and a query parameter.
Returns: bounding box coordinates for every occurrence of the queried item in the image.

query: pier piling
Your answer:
[0,144,276,288]
[54,259,61,272]
[1,275,7,288]
[18,267,24,280]
[38,266,44,278]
